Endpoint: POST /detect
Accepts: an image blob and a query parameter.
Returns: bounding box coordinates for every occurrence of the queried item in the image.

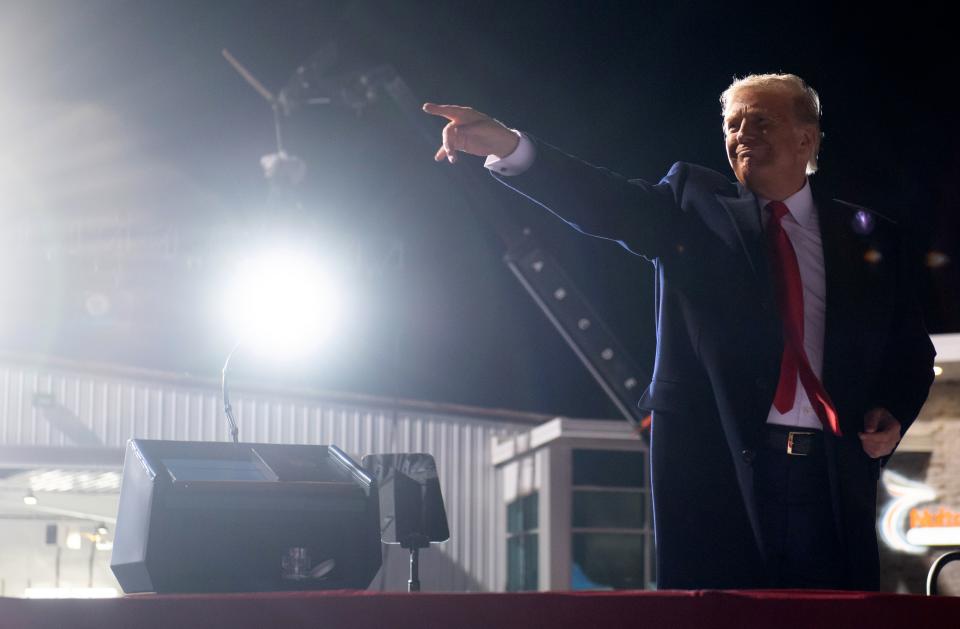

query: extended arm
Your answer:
[488,136,682,259]
[423,103,682,260]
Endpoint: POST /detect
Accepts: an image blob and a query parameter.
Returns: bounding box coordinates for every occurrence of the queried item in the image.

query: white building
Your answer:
[1,334,957,597]
[0,351,651,596]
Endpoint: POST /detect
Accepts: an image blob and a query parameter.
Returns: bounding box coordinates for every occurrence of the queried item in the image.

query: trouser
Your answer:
[755,426,845,589]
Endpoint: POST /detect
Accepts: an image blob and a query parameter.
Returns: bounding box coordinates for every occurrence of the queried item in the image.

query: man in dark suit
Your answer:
[423,73,935,590]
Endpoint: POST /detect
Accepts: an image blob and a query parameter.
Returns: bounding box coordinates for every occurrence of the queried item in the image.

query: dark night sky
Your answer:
[0,1,955,419]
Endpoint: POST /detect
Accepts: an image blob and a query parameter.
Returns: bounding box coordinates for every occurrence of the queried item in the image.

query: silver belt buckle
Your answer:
[786,431,815,456]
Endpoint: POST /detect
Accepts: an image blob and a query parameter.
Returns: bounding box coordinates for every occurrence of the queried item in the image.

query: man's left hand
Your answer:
[859,407,902,459]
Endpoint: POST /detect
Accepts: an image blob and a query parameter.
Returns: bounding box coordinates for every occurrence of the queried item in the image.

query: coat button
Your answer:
[741,449,756,464]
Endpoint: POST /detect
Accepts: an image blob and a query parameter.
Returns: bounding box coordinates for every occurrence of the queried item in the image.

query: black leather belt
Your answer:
[763,426,823,456]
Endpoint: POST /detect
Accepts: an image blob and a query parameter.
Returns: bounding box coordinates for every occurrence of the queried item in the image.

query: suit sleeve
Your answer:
[872,227,936,445]
[490,135,683,261]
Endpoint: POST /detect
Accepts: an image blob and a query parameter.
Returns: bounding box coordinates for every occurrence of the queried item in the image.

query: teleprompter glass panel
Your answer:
[162,458,273,482]
[571,533,644,590]
[572,449,644,488]
[572,490,644,529]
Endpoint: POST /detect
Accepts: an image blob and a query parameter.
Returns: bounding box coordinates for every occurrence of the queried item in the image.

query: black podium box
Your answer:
[110,439,381,593]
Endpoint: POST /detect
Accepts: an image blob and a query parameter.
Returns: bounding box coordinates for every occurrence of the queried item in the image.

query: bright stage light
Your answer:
[224,249,343,359]
[66,532,83,550]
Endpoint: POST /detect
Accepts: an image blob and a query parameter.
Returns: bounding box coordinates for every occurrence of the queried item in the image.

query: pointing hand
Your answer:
[422,103,520,164]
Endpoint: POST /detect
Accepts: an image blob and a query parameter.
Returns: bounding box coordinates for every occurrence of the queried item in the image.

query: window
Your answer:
[506,492,538,591]
[571,449,650,590]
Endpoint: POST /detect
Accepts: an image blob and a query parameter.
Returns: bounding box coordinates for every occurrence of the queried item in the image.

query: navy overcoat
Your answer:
[493,139,935,589]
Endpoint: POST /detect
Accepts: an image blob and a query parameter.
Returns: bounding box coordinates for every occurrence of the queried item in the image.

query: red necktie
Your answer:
[765,201,842,436]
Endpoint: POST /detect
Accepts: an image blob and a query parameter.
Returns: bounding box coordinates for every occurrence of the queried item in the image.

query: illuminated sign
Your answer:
[880,471,960,552]
[906,507,960,547]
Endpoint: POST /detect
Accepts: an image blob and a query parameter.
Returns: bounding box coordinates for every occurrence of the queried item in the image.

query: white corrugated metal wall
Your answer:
[0,355,545,592]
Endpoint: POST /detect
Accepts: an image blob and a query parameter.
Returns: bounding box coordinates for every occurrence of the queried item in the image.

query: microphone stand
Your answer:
[403,533,429,593]
[222,340,242,444]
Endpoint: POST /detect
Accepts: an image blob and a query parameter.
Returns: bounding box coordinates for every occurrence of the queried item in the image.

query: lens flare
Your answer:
[224,249,343,359]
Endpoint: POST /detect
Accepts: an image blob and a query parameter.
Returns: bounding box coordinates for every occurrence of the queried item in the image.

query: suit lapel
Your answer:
[715,183,780,329]
[818,195,847,401]
[816,188,877,409]
[715,183,765,279]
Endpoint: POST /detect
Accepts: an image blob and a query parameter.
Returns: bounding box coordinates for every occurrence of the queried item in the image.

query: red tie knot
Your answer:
[766,200,790,224]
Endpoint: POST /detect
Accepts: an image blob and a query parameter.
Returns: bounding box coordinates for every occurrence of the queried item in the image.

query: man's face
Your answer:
[723,87,814,197]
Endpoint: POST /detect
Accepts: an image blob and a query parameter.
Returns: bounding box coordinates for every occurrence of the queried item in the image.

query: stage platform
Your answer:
[1,589,958,629]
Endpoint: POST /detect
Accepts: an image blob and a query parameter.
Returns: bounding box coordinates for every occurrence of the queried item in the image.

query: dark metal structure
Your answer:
[277,47,651,432]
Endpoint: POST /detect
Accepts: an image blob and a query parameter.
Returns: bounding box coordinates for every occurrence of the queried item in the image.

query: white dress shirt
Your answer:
[484,137,827,430]
[758,182,826,430]
[484,130,535,175]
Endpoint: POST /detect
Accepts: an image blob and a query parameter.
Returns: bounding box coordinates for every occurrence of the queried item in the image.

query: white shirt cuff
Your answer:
[484,131,535,176]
